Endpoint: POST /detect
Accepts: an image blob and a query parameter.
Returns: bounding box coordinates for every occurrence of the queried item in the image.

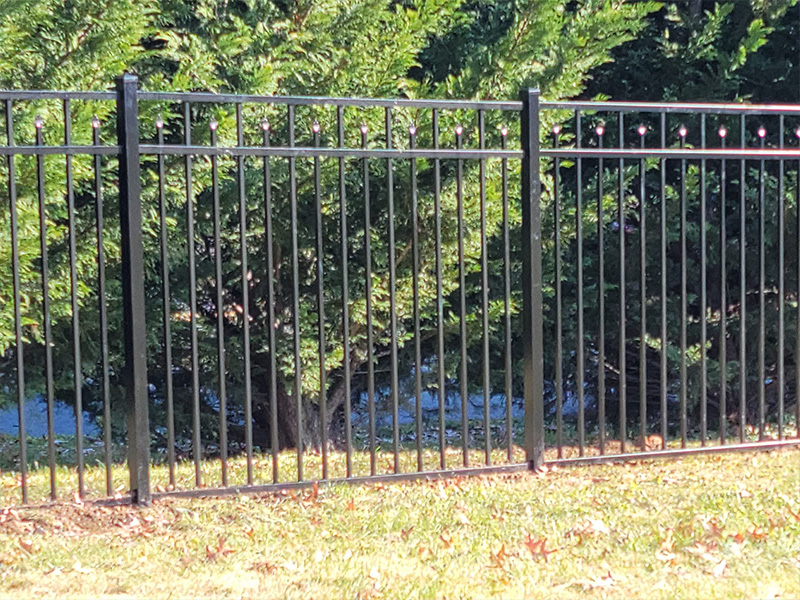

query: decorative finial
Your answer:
[34,115,43,129]
[718,126,727,138]
[261,119,270,131]
[455,124,464,136]
[757,126,766,138]
[637,124,647,136]
[678,125,688,138]
[209,118,218,131]
[500,125,509,137]
[312,120,321,133]
[92,115,101,129]
[595,124,605,136]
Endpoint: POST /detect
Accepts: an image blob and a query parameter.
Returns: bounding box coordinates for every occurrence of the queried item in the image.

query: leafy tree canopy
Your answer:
[1,0,659,447]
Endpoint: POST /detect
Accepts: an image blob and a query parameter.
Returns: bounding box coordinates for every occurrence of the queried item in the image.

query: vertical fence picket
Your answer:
[5,100,27,504]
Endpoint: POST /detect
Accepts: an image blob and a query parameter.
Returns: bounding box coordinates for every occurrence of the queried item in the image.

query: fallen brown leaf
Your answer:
[636,433,664,450]
[490,510,506,522]
[489,544,508,569]
[249,561,278,574]
[747,526,769,541]
[523,535,557,562]
[700,517,724,539]
[206,537,236,562]
[417,543,432,560]
[309,482,320,503]
[18,538,33,554]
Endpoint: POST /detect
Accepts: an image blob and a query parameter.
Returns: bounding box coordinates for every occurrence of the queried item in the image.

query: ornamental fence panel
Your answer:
[0,77,798,507]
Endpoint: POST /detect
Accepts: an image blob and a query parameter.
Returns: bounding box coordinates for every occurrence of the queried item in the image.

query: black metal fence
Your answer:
[1,77,798,507]
[540,101,800,461]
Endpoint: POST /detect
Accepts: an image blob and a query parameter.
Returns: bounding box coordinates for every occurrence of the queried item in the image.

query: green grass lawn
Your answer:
[0,447,798,599]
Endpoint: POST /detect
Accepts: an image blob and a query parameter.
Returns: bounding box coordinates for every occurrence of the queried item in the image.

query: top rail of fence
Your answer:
[138,91,523,111]
[542,100,800,115]
[0,90,115,101]
[6,88,800,116]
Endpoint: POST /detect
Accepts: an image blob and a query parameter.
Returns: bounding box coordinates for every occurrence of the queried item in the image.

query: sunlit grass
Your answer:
[0,447,798,599]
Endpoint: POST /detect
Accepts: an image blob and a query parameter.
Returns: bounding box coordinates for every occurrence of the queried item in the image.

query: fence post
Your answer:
[116,73,151,505]
[520,87,545,470]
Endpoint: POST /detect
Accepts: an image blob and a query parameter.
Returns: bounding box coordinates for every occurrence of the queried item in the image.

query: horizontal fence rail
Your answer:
[1,79,800,507]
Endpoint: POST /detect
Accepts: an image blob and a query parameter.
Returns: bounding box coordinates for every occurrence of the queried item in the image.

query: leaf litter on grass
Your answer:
[0,447,798,599]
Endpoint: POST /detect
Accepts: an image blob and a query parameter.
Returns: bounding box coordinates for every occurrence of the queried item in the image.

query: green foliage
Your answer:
[588,0,798,102]
[0,0,156,90]
[0,0,660,443]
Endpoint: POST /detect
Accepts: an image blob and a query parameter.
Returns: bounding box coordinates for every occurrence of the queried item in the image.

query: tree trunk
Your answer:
[251,350,362,450]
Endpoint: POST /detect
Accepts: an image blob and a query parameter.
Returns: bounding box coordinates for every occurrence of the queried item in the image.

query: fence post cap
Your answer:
[116,73,139,87]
